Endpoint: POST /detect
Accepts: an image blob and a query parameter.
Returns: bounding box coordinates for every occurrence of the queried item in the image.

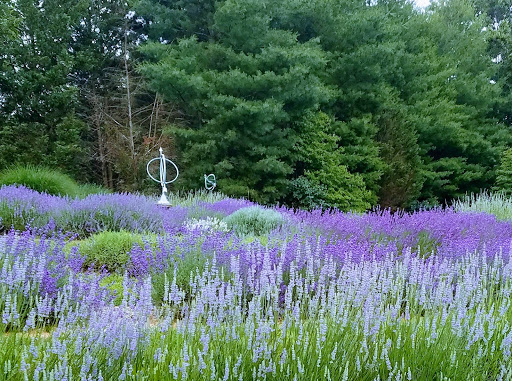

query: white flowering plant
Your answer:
[183,216,230,233]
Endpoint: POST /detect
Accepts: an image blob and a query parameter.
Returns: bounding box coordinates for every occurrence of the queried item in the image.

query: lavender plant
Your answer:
[2,189,512,379]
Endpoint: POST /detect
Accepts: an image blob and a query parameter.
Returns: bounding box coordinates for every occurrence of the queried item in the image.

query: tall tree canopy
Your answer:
[139,0,334,204]
[0,0,509,209]
[0,0,89,175]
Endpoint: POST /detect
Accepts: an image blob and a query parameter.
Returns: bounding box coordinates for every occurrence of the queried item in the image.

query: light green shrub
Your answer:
[75,231,156,272]
[0,166,109,199]
[223,206,284,236]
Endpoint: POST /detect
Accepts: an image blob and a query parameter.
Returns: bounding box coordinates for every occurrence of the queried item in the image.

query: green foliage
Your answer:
[99,274,125,306]
[0,0,92,180]
[0,123,50,171]
[376,93,424,210]
[0,166,80,197]
[293,112,373,211]
[335,116,384,201]
[76,231,156,272]
[284,0,500,207]
[50,116,90,177]
[75,184,112,198]
[135,0,217,43]
[1,0,510,207]
[290,176,327,210]
[409,1,501,203]
[0,1,19,43]
[0,117,87,181]
[223,206,284,236]
[494,148,512,194]
[139,0,333,204]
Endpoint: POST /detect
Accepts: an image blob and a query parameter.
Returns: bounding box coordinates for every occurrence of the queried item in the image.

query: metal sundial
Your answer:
[146,147,179,206]
[204,173,216,191]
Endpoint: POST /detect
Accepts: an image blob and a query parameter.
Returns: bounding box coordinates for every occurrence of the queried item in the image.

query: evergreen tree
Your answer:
[0,0,88,177]
[139,0,333,203]
[0,1,18,43]
[413,0,502,202]
[292,112,373,211]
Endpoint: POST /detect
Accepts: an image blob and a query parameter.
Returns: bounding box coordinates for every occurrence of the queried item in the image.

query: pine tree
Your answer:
[292,112,373,211]
[0,0,88,177]
[139,0,333,203]
[0,1,18,43]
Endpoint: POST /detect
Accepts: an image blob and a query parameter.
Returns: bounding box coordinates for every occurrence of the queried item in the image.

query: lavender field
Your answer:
[1,185,512,380]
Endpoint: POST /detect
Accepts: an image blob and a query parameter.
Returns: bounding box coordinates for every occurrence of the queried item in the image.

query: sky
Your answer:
[414,0,431,8]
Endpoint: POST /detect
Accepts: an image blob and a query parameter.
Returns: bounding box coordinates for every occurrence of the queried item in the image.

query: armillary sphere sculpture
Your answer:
[204,173,216,191]
[146,147,179,206]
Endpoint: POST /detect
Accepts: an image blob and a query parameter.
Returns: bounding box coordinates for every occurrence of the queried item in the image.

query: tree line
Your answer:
[0,0,511,210]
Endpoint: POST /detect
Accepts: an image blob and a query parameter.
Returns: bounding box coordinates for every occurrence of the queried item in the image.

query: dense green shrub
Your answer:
[223,206,284,236]
[290,176,327,210]
[74,231,156,272]
[494,148,512,194]
[0,165,79,197]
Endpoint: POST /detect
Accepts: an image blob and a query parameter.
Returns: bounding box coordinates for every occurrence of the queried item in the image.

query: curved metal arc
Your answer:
[204,173,216,190]
[146,157,179,184]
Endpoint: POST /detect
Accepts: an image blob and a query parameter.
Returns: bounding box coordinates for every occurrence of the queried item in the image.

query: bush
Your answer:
[293,112,374,212]
[494,148,512,194]
[223,206,284,236]
[290,176,328,210]
[0,165,80,197]
[75,231,156,272]
[75,183,111,198]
